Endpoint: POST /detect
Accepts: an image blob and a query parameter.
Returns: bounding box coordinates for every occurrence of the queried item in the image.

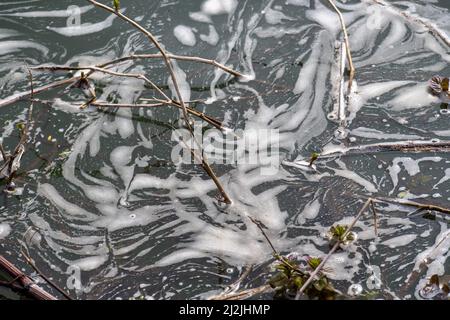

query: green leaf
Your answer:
[307,257,322,270]
[268,273,288,288]
[113,0,120,11]
[309,152,320,166]
[16,122,25,131]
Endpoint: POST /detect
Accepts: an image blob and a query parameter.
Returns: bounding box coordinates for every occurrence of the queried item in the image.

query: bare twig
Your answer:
[87,0,232,203]
[373,197,450,216]
[248,216,306,277]
[0,255,57,300]
[208,284,273,300]
[32,65,168,101]
[99,53,243,77]
[90,101,225,130]
[295,199,372,299]
[207,265,255,300]
[21,246,72,300]
[327,0,355,93]
[316,140,450,163]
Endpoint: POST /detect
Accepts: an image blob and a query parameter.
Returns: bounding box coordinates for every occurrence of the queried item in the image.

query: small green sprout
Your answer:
[309,152,320,167]
[113,0,120,11]
[16,122,25,132]
[307,257,322,270]
[268,255,337,300]
[327,224,356,245]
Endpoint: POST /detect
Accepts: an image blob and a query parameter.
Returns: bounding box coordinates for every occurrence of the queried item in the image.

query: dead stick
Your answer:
[208,284,272,300]
[88,0,232,204]
[0,255,57,300]
[32,65,169,101]
[295,199,372,299]
[99,53,243,77]
[327,0,355,93]
[373,197,450,215]
[90,101,224,130]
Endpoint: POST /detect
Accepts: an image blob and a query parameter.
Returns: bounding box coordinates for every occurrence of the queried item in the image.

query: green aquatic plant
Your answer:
[307,257,322,270]
[268,256,337,300]
[327,224,356,245]
[113,0,120,11]
[308,152,320,167]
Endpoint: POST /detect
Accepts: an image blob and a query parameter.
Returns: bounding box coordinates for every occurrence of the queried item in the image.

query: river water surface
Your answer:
[0,0,449,300]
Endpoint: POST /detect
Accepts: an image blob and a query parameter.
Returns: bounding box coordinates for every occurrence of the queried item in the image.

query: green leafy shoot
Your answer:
[309,152,320,167]
[307,257,322,270]
[113,0,120,11]
[328,224,356,245]
[16,122,26,132]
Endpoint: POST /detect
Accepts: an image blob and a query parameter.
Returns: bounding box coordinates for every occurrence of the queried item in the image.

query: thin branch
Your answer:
[317,140,450,162]
[370,200,378,236]
[21,246,72,300]
[90,101,225,130]
[208,284,273,300]
[87,0,232,204]
[327,0,355,93]
[100,53,243,78]
[373,197,450,215]
[32,65,169,101]
[295,199,372,299]
[0,255,57,300]
[207,265,254,300]
[248,216,306,277]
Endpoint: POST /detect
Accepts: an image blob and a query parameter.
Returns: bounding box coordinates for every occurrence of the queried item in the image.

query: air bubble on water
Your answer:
[347,283,363,296]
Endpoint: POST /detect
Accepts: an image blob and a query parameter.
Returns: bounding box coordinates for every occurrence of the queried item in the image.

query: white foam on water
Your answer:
[350,127,422,140]
[0,223,11,239]
[173,25,196,46]
[189,11,212,23]
[38,183,97,221]
[168,60,191,102]
[264,7,294,25]
[0,28,20,40]
[388,83,440,111]
[285,0,309,6]
[199,25,219,46]
[381,234,417,248]
[0,40,48,56]
[47,13,118,37]
[201,0,237,16]
[0,5,93,17]
[388,157,442,191]
[72,255,109,272]
[297,198,320,224]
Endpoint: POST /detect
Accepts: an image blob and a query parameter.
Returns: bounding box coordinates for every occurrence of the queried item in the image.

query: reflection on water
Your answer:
[0,0,449,300]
